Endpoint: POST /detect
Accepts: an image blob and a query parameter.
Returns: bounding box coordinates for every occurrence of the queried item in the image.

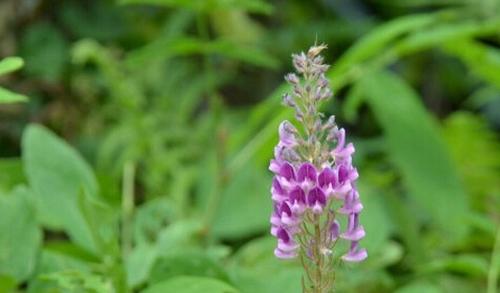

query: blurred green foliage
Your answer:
[0,0,500,292]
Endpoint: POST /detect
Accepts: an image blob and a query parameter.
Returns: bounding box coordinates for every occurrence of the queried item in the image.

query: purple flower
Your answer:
[341,241,368,262]
[269,44,367,277]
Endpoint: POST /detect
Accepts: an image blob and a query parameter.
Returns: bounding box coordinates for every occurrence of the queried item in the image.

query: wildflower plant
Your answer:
[269,44,367,292]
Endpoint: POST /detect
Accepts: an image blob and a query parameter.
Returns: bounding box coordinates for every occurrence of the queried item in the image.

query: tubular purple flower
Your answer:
[269,44,367,291]
[341,241,368,262]
[341,213,365,241]
[330,220,340,241]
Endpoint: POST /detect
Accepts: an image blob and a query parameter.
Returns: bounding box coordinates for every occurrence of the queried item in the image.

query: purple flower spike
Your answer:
[269,44,367,289]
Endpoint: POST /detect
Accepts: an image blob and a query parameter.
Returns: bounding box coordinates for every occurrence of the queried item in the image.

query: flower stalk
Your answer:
[269,44,367,293]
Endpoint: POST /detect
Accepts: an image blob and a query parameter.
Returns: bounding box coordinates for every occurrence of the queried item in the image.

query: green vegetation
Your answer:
[0,0,499,292]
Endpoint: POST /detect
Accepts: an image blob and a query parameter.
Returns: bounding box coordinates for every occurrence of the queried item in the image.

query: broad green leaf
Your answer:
[41,271,114,292]
[126,37,278,69]
[395,281,442,293]
[148,250,230,285]
[442,39,500,89]
[0,158,25,193]
[442,112,500,205]
[358,181,393,255]
[419,254,489,277]
[126,244,158,288]
[393,17,500,55]
[133,197,179,245]
[22,124,100,253]
[333,13,438,78]
[0,187,41,282]
[0,87,28,103]
[142,276,239,293]
[0,57,24,76]
[358,70,469,243]
[27,249,91,293]
[119,0,272,14]
[228,236,304,293]
[0,275,16,292]
[212,164,271,239]
[156,220,203,254]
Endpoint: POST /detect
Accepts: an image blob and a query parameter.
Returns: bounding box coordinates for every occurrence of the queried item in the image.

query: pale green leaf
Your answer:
[22,124,100,253]
[395,281,443,293]
[0,57,24,76]
[212,164,271,239]
[0,87,28,104]
[126,37,278,69]
[119,0,272,14]
[358,70,469,243]
[442,39,500,89]
[0,187,41,282]
[142,276,239,293]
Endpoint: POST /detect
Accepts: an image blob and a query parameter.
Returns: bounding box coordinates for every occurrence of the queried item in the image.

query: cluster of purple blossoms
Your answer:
[269,44,367,275]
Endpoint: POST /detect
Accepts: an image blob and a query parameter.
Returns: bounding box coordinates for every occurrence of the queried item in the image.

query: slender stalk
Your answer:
[487,226,500,293]
[313,215,323,293]
[121,161,135,258]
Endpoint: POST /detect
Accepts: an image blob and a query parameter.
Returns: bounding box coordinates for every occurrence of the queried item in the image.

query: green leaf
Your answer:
[141,276,239,293]
[442,39,500,90]
[212,164,272,239]
[333,13,438,78]
[358,70,469,244]
[22,124,100,253]
[0,187,42,282]
[119,0,273,14]
[126,37,278,69]
[395,281,443,293]
[358,182,393,255]
[0,158,26,193]
[229,237,302,293]
[0,87,28,104]
[0,57,24,76]
[126,244,158,288]
[148,250,230,286]
[27,248,91,293]
[419,254,489,277]
[442,112,500,204]
[0,275,16,293]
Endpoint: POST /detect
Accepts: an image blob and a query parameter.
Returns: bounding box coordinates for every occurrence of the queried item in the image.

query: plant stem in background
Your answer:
[488,227,500,293]
[122,161,135,258]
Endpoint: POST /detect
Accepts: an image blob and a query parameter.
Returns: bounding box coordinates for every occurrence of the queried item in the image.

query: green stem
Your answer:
[487,226,500,293]
[313,215,323,293]
[121,161,135,258]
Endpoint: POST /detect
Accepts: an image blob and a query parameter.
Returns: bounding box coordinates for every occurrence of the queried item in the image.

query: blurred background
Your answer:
[0,0,500,292]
